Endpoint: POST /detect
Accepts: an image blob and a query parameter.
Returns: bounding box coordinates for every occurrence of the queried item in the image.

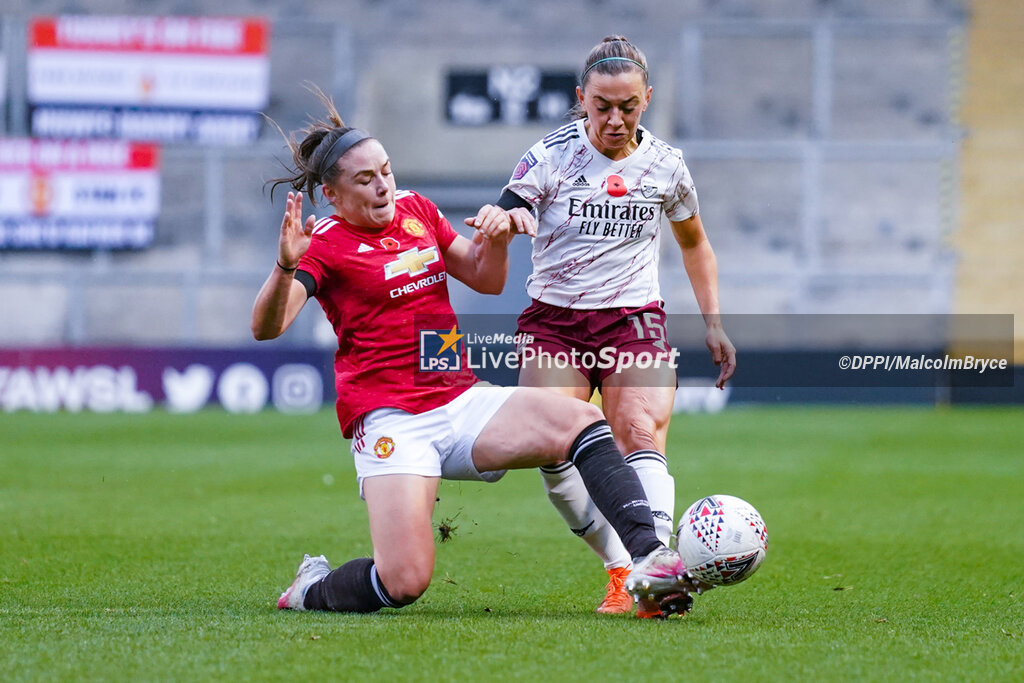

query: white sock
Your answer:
[625,450,675,547]
[539,463,632,569]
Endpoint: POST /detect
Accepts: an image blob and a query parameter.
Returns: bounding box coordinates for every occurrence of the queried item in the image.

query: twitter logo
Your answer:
[163,365,215,413]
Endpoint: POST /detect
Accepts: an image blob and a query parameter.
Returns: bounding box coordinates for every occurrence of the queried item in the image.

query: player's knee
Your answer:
[572,400,605,428]
[551,400,605,456]
[529,395,607,466]
[381,563,432,604]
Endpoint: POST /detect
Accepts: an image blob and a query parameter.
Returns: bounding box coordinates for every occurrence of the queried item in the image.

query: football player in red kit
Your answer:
[251,93,697,616]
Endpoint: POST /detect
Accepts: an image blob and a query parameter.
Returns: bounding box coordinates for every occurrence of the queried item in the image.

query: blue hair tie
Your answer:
[582,56,648,83]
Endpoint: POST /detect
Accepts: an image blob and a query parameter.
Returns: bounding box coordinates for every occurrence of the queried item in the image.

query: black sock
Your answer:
[567,420,662,560]
[302,558,404,613]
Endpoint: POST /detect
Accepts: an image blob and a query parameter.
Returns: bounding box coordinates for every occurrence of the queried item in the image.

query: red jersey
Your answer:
[297,190,478,438]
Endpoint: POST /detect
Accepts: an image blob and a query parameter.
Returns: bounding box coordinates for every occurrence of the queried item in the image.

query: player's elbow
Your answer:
[477,279,505,295]
[251,322,281,341]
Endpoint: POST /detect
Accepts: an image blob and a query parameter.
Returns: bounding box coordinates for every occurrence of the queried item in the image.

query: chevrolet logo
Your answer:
[384,246,439,279]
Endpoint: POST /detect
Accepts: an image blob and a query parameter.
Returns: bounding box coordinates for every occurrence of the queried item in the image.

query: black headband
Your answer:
[316,129,371,182]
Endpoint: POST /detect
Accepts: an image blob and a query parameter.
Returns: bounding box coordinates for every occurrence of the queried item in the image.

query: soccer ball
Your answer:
[676,495,768,586]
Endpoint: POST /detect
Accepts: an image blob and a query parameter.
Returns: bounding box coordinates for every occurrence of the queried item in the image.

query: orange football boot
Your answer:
[595,566,634,614]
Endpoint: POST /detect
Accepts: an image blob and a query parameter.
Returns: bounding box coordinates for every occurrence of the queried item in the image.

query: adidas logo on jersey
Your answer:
[572,175,590,188]
[357,243,374,253]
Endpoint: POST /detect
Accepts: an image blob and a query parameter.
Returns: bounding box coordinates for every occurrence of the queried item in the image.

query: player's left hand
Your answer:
[706,324,736,389]
[465,204,512,241]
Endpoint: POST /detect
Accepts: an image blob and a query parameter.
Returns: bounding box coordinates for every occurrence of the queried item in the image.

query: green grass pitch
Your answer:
[1,406,1022,680]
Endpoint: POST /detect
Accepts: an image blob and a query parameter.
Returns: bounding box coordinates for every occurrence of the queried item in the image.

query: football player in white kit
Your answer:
[497,36,736,617]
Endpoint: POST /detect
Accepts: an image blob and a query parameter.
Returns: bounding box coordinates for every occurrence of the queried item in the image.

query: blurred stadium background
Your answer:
[0,0,1020,412]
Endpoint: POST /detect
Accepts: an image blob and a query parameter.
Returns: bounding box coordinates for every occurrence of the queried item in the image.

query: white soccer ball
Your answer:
[676,495,768,586]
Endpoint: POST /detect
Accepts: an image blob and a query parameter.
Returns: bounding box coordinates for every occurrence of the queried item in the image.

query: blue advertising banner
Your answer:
[0,347,333,413]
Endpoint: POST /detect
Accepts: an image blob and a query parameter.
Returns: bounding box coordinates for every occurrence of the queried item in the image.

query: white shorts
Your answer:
[351,383,517,496]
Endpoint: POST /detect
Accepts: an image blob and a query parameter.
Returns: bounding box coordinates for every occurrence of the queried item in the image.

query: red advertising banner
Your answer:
[29,15,268,55]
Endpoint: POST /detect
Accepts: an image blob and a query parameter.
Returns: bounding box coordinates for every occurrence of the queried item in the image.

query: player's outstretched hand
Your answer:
[279,191,315,269]
[465,204,512,242]
[706,324,736,389]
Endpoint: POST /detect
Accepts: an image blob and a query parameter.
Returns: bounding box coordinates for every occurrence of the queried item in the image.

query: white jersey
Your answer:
[503,118,699,309]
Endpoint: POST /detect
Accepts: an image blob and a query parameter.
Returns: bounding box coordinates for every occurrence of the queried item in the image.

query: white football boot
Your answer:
[277,554,330,610]
[626,546,694,617]
[625,546,687,598]
[629,546,716,618]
